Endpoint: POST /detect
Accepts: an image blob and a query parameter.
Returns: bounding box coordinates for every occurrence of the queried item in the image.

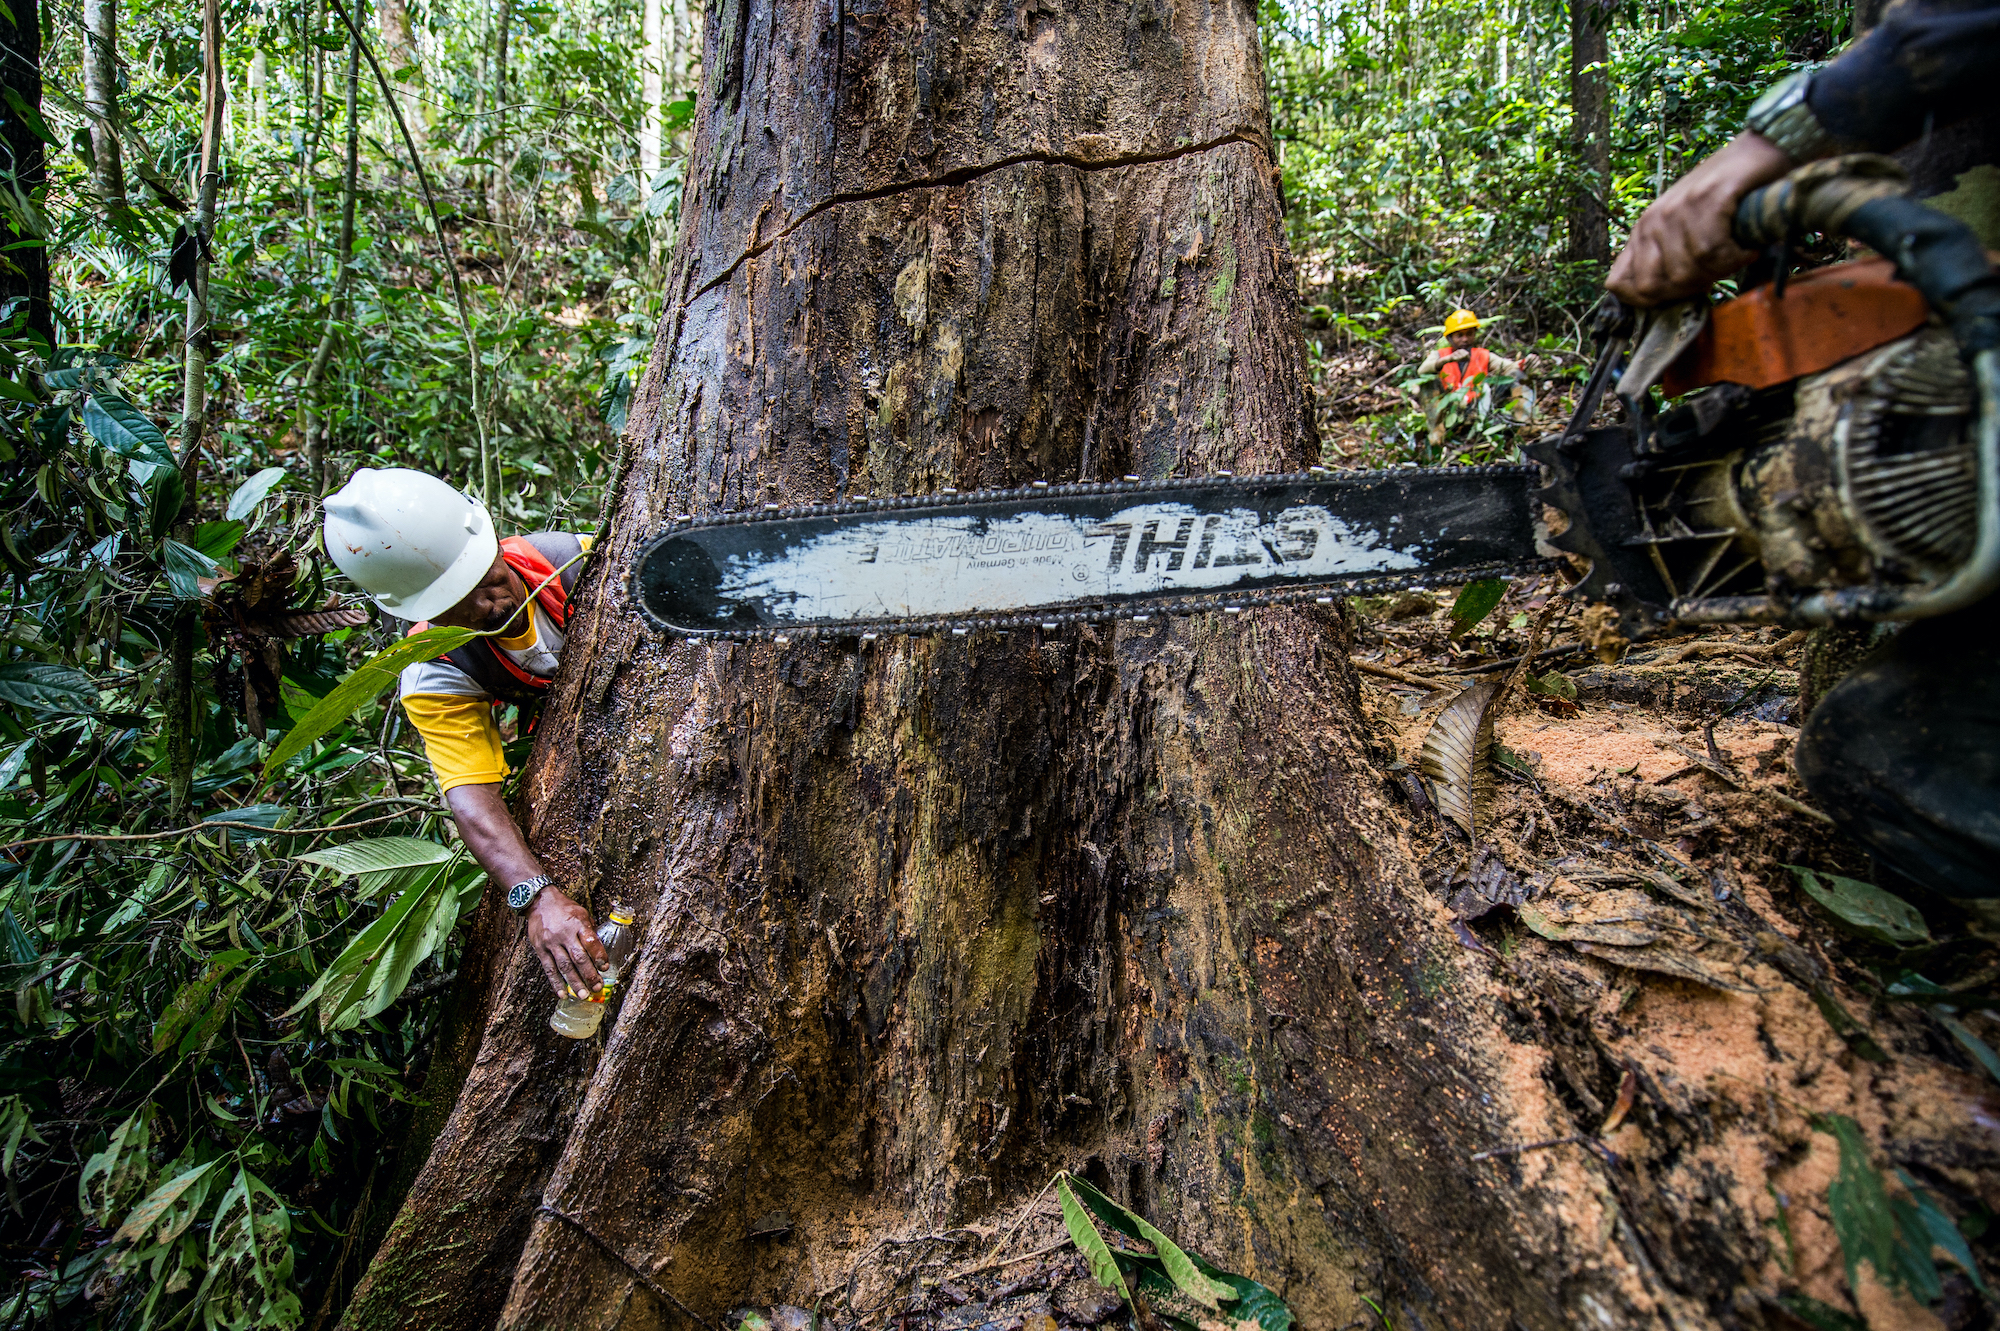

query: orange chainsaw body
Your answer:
[1661,258,1930,397]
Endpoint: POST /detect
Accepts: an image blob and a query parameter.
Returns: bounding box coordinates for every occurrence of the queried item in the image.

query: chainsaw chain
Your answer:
[626,464,1560,643]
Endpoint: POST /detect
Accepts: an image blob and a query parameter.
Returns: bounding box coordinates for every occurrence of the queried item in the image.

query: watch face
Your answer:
[508,880,540,912]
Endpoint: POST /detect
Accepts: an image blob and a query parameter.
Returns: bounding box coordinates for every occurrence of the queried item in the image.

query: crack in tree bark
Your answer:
[686,128,1273,306]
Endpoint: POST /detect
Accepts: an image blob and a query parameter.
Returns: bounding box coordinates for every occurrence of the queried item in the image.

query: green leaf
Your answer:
[193,519,245,562]
[288,856,469,1031]
[0,738,31,789]
[224,467,287,522]
[1817,1113,1905,1299]
[1935,1011,2000,1088]
[260,625,478,781]
[1525,671,1576,701]
[200,804,291,840]
[1895,1170,1991,1298]
[1062,1172,1234,1308]
[1,908,37,965]
[0,662,95,713]
[1131,1265,1206,1331]
[297,836,453,898]
[152,952,251,1055]
[77,1111,150,1227]
[162,539,218,599]
[0,1095,43,1178]
[1773,1294,1868,1331]
[198,1166,301,1330]
[111,1159,218,1250]
[599,370,632,432]
[1196,1265,1296,1331]
[1449,578,1507,634]
[147,463,186,536]
[104,861,175,932]
[79,390,174,467]
[1058,1177,1133,1310]
[296,835,452,879]
[0,87,55,145]
[1788,866,1930,946]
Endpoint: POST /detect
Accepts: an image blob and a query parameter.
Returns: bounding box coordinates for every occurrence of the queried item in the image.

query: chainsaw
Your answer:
[631,157,2000,645]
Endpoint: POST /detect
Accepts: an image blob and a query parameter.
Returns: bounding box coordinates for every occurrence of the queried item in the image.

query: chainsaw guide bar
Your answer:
[630,466,1558,641]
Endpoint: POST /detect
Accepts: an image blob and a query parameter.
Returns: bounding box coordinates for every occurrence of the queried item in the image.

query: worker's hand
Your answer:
[1606,132,1795,307]
[526,886,610,999]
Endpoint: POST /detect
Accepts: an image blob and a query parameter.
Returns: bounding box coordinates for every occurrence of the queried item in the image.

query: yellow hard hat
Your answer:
[1443,309,1481,335]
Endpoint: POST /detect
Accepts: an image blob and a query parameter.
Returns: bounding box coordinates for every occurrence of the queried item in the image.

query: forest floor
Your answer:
[1344,582,2000,1331]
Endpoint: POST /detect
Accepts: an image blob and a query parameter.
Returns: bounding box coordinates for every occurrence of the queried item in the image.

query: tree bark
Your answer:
[376,0,425,146]
[167,0,225,823]
[492,0,511,206]
[81,0,128,220]
[303,34,362,496]
[345,5,2000,1331]
[248,47,267,139]
[639,0,663,182]
[0,0,51,346]
[1566,0,1611,267]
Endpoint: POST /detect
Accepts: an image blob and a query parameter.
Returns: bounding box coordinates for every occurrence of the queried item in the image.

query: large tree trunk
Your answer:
[0,0,50,345]
[1566,0,1612,267]
[81,0,127,219]
[345,5,2000,1331]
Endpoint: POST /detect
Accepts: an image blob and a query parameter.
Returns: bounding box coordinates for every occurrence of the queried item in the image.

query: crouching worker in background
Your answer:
[1417,308,1530,452]
[322,467,609,1000]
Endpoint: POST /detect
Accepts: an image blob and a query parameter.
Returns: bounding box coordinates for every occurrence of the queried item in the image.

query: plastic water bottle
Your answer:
[549,903,637,1039]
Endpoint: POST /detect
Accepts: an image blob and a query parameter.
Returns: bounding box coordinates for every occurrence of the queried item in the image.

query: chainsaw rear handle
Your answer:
[1733,156,2000,358]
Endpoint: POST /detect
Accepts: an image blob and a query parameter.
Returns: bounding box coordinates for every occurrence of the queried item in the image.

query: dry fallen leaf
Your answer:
[1419,679,1499,838]
[1599,1066,1639,1134]
[1519,890,1757,992]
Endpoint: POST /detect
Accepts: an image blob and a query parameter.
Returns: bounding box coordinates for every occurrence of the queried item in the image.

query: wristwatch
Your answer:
[507,874,553,915]
[1744,69,1850,164]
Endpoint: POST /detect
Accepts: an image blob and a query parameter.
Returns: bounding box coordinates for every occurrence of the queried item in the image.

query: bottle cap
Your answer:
[609,908,635,925]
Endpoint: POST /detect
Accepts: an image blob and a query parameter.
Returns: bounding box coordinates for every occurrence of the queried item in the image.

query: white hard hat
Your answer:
[322,468,498,622]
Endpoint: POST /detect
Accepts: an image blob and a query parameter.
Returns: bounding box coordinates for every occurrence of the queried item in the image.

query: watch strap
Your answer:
[1745,69,1854,164]
[508,874,553,915]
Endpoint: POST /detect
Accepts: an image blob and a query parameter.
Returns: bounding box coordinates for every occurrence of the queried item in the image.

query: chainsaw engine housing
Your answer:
[1534,321,1997,640]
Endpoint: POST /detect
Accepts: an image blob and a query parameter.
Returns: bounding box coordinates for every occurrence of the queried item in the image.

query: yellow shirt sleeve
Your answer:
[401,692,508,792]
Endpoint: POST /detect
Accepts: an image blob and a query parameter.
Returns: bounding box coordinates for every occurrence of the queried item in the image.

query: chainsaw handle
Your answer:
[1730,153,1907,250]
[1733,156,2000,358]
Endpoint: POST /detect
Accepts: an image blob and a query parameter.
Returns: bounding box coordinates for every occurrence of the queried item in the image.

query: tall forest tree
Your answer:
[378,0,427,145]
[0,0,49,343]
[80,0,126,219]
[1567,0,1612,266]
[337,0,2000,1327]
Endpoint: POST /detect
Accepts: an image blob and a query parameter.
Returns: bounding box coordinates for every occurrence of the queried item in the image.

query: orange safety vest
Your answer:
[1436,345,1491,404]
[407,534,578,706]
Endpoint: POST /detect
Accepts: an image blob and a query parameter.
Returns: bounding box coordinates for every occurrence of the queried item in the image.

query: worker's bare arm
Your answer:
[1606,132,1793,307]
[444,782,609,998]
